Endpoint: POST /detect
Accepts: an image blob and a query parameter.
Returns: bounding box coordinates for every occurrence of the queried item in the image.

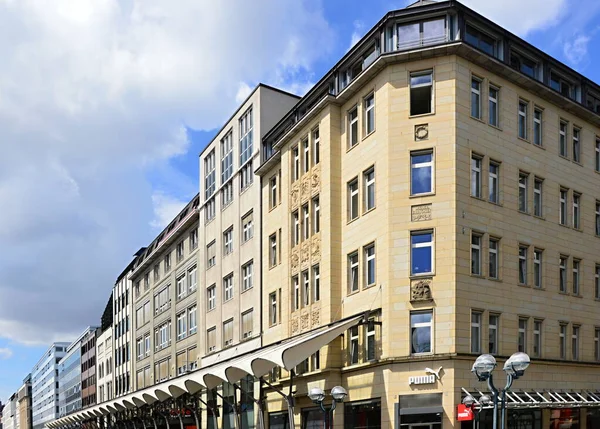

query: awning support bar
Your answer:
[232,382,265,429]
[260,370,296,429]
[214,386,241,429]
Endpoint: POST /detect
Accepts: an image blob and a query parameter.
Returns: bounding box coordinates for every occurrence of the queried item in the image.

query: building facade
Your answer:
[48,2,600,429]
[31,343,68,429]
[81,329,98,408]
[1,395,16,429]
[97,296,114,404]
[17,375,33,429]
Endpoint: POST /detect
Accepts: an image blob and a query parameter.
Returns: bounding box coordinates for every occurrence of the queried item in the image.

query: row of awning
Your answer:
[462,388,600,409]
[47,315,364,428]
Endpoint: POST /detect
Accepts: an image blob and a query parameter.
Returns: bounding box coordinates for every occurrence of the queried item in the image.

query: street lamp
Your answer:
[471,352,530,429]
[462,394,491,429]
[308,386,348,429]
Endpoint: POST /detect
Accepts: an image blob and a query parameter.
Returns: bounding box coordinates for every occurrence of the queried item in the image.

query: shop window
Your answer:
[344,399,381,429]
[302,408,324,429]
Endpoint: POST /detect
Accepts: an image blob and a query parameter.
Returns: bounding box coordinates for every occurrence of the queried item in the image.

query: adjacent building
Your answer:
[80,329,99,408]
[31,343,68,429]
[1,395,16,429]
[17,375,33,429]
[97,296,114,403]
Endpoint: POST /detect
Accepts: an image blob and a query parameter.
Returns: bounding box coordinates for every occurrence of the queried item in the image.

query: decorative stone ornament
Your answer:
[415,124,429,141]
[411,279,433,301]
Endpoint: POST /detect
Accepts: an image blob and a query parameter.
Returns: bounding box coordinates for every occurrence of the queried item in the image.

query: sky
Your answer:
[1,0,599,403]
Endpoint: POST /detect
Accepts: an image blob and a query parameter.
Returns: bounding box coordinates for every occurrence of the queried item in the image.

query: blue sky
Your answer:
[1,0,600,403]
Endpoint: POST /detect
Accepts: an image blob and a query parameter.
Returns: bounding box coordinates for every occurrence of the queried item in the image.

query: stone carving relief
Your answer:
[311,168,320,194]
[290,183,300,209]
[291,250,300,272]
[300,176,311,203]
[301,313,310,331]
[291,317,300,334]
[311,309,320,327]
[311,236,321,260]
[411,279,433,302]
[415,124,429,141]
[411,204,432,222]
[300,242,310,267]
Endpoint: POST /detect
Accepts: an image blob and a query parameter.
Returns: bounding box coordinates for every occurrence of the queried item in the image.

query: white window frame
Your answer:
[573,127,581,163]
[489,238,499,280]
[223,274,234,302]
[471,233,482,276]
[348,106,358,148]
[269,176,278,209]
[302,270,309,307]
[560,188,568,225]
[518,172,528,213]
[518,318,527,353]
[489,161,499,203]
[223,319,234,347]
[410,150,434,195]
[573,193,581,229]
[312,197,320,234]
[559,256,568,293]
[533,249,542,288]
[471,311,482,354]
[302,204,310,241]
[364,93,375,135]
[489,314,499,355]
[223,228,233,255]
[518,100,528,140]
[269,293,277,326]
[533,108,542,146]
[572,259,580,295]
[269,234,277,267]
[572,325,580,360]
[348,178,359,220]
[410,310,433,355]
[489,85,499,126]
[348,251,359,293]
[207,285,216,311]
[221,131,234,184]
[471,77,482,119]
[242,212,253,243]
[293,276,300,311]
[410,230,434,276]
[302,137,310,174]
[292,146,300,182]
[292,211,300,246]
[177,312,187,341]
[312,128,320,166]
[188,306,197,335]
[595,264,600,300]
[533,320,542,358]
[177,274,186,300]
[409,70,434,116]
[364,243,376,287]
[239,108,253,166]
[364,167,375,211]
[518,246,528,285]
[471,155,482,198]
[242,261,253,292]
[533,178,543,217]
[559,121,568,157]
[312,264,320,302]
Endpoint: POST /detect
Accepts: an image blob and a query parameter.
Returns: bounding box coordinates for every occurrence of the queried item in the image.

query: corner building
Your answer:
[257,1,600,428]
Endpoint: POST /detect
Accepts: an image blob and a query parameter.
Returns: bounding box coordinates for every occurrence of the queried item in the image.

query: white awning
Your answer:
[48,314,363,428]
[462,388,600,409]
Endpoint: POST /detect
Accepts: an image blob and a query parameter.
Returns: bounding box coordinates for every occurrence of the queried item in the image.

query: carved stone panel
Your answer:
[291,249,300,273]
[290,183,300,210]
[415,124,429,141]
[411,204,432,222]
[300,242,310,268]
[311,167,320,195]
[410,279,433,302]
[311,236,321,260]
[311,309,320,327]
[291,317,300,334]
[301,313,310,331]
[300,176,311,203]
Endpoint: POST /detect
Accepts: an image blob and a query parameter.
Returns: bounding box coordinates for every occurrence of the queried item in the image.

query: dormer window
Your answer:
[510,50,538,79]
[550,71,576,100]
[465,24,497,57]
[397,18,446,50]
[587,92,600,114]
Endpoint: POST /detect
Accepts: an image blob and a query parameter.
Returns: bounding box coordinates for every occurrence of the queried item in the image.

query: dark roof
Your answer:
[100,293,113,332]
[407,0,438,7]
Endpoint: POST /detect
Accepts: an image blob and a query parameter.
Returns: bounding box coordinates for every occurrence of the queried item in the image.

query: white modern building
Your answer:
[1,394,16,429]
[31,343,69,429]
[96,326,114,403]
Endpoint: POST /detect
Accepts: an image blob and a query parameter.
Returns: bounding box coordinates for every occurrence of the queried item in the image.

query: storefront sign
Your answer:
[456,404,474,421]
[408,366,442,385]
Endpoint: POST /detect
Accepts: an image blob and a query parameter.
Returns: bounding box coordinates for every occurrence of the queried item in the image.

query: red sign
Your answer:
[457,404,474,421]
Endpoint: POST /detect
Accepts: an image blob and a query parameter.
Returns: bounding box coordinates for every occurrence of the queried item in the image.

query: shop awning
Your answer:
[462,387,600,409]
[48,314,364,428]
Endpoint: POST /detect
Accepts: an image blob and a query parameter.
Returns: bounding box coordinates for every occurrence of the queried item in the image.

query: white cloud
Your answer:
[459,0,567,36]
[0,347,13,360]
[150,191,189,230]
[0,0,334,345]
[348,20,365,51]
[563,34,591,65]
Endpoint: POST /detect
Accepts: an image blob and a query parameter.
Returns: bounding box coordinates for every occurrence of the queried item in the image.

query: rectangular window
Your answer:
[533,320,542,358]
[164,253,171,273]
[559,121,568,157]
[596,201,600,236]
[471,233,482,276]
[223,227,233,255]
[533,108,542,146]
[221,131,233,184]
[204,150,216,198]
[154,285,171,315]
[572,259,580,295]
[269,234,277,267]
[550,72,573,98]
[240,163,253,190]
[410,70,433,116]
[298,271,308,308]
[312,264,320,302]
[518,100,528,140]
[207,327,216,352]
[518,172,528,213]
[471,77,481,119]
[313,128,320,166]
[411,150,433,195]
[518,318,527,353]
[559,255,568,293]
[489,161,499,203]
[559,323,567,359]
[596,138,600,172]
[348,252,359,293]
[242,310,253,339]
[189,229,198,250]
[269,293,277,326]
[136,338,144,360]
[364,243,376,287]
[292,211,300,246]
[293,276,300,311]
[302,204,310,241]
[596,264,600,299]
[560,188,568,225]
[518,246,528,285]
[489,314,499,355]
[177,312,187,341]
[489,85,499,126]
[207,285,216,310]
[364,93,375,135]
[573,193,581,229]
[177,274,186,300]
[176,240,185,262]
[366,320,377,361]
[411,310,432,354]
[471,155,482,198]
[348,107,358,148]
[153,264,160,282]
[223,274,234,302]
[465,24,497,56]
[572,325,580,360]
[223,319,233,347]
[533,178,543,217]
[573,128,581,163]
[239,213,253,244]
[312,197,320,234]
[292,146,300,182]
[471,311,482,353]
[269,176,277,209]
[207,241,216,268]
[348,178,359,220]
[205,198,216,222]
[534,249,542,288]
[239,107,253,166]
[411,230,433,275]
[349,326,359,364]
[489,238,499,280]
[221,181,233,208]
[242,261,253,292]
[596,328,600,361]
[189,305,197,334]
[364,167,375,211]
[302,137,310,174]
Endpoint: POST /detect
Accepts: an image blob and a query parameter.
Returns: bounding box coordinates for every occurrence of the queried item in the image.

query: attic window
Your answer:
[465,24,497,57]
[510,51,538,79]
[550,72,574,99]
[398,18,446,50]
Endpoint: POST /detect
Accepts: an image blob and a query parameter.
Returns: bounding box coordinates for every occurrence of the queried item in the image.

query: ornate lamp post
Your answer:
[307,386,348,429]
[471,352,530,429]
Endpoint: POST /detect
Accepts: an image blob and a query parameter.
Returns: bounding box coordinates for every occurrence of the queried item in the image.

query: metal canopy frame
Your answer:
[461,387,600,409]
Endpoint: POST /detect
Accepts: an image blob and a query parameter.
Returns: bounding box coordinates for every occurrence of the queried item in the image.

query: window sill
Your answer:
[487,277,502,282]
[559,155,570,161]
[559,223,570,229]
[346,143,360,153]
[572,160,583,167]
[241,286,253,294]
[470,115,485,124]
[532,286,545,291]
[532,143,545,150]
[518,210,530,216]
[221,202,233,211]
[470,273,485,279]
[363,207,376,216]
[470,194,485,201]
[409,273,435,279]
[517,283,530,288]
[533,214,545,221]
[558,291,569,296]
[572,293,583,298]
[362,130,376,141]
[409,112,435,119]
[488,200,502,207]
[410,192,435,199]
[347,216,360,225]
[207,308,215,313]
[517,137,530,144]
[347,289,360,297]
[573,227,583,233]
[488,123,502,131]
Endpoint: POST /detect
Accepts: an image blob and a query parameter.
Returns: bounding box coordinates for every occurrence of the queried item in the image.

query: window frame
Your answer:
[410,149,434,196]
[471,311,482,354]
[489,85,499,127]
[533,320,542,358]
[488,161,500,204]
[348,251,359,293]
[410,230,434,276]
[471,76,482,120]
[409,70,434,116]
[471,233,482,276]
[560,188,568,226]
[559,255,568,293]
[559,323,567,359]
[518,172,529,213]
[559,121,568,157]
[364,243,376,287]
[533,249,543,288]
[363,167,376,212]
[533,108,543,146]
[410,310,433,355]
[348,106,359,148]
[364,92,375,136]
[533,177,543,217]
[471,154,482,198]
[518,318,527,353]
[518,245,528,285]
[488,237,499,280]
[518,100,528,140]
[489,314,499,355]
[572,259,581,295]
[572,192,581,229]
[348,178,359,221]
[572,127,581,163]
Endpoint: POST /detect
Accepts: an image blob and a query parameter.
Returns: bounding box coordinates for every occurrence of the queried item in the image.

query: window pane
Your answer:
[411,152,433,195]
